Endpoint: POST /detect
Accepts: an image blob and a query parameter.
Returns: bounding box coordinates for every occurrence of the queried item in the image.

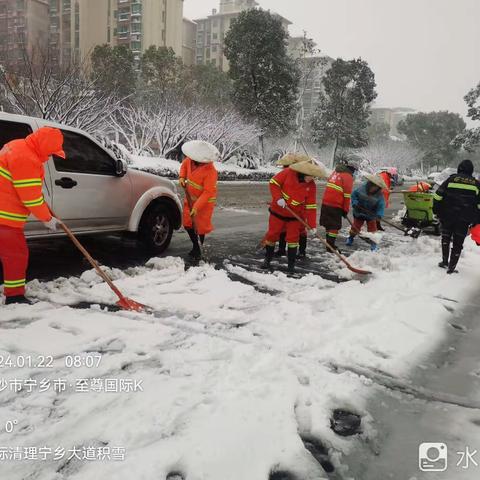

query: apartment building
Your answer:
[182,17,196,67]
[49,0,110,66]
[370,107,416,138]
[48,0,184,66]
[194,0,291,72]
[0,0,49,68]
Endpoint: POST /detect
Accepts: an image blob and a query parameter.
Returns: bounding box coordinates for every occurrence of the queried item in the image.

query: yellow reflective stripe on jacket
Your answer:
[4,279,26,287]
[270,178,281,187]
[433,193,443,201]
[287,242,300,248]
[186,179,203,190]
[208,197,217,203]
[305,204,317,210]
[447,183,479,194]
[23,196,45,207]
[344,193,351,198]
[281,191,291,200]
[0,166,12,181]
[0,210,28,222]
[327,182,344,193]
[13,178,43,188]
[291,200,304,206]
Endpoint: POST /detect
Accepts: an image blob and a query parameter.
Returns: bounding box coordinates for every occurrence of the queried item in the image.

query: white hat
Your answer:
[290,161,328,179]
[182,140,220,163]
[365,174,387,189]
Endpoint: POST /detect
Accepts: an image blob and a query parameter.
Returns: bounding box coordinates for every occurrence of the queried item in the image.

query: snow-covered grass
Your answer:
[130,155,279,182]
[1,235,480,479]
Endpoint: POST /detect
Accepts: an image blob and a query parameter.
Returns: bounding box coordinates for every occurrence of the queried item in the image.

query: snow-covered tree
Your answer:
[109,105,157,156]
[0,46,122,136]
[224,9,300,156]
[311,58,377,167]
[453,82,480,152]
[398,111,466,171]
[355,140,424,173]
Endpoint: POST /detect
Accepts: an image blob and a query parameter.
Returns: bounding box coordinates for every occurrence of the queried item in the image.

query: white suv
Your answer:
[0,113,182,253]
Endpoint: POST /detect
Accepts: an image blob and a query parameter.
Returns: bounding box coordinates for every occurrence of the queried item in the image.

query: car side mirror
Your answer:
[115,159,127,177]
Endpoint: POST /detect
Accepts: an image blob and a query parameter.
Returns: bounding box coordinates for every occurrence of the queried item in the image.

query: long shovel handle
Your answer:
[48,208,129,304]
[183,186,200,235]
[285,206,347,261]
[356,204,405,233]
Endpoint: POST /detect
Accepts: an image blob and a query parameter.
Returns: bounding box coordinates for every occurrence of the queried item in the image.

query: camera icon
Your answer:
[419,443,448,472]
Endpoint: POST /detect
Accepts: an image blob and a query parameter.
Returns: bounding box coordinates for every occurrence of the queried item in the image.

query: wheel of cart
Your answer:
[401,191,441,236]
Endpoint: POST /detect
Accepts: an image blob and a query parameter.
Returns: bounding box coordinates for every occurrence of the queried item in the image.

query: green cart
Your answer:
[401,191,441,235]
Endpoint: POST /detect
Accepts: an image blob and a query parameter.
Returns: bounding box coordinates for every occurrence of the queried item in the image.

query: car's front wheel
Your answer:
[138,203,174,254]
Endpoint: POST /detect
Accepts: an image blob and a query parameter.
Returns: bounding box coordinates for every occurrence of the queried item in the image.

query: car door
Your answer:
[47,128,133,232]
[0,116,53,237]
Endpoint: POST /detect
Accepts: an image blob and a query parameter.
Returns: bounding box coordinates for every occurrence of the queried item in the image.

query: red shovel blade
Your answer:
[116,297,149,312]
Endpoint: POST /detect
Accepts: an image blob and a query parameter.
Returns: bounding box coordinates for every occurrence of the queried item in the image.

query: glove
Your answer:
[179,178,186,188]
[190,208,198,218]
[342,211,348,218]
[43,216,61,232]
[309,228,317,235]
[277,198,287,208]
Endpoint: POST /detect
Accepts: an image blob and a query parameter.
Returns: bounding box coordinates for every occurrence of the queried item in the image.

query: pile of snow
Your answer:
[1,236,480,479]
[130,155,279,182]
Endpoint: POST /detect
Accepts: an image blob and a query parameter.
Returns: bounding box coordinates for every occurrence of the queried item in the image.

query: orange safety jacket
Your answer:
[269,167,317,229]
[322,166,354,213]
[379,171,392,207]
[0,127,65,229]
[179,157,218,235]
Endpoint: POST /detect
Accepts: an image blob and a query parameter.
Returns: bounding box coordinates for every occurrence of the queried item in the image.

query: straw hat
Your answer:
[276,153,311,167]
[290,161,328,178]
[182,140,220,163]
[365,174,387,190]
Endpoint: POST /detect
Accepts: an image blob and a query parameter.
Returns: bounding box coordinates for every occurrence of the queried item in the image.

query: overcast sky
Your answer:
[184,0,480,123]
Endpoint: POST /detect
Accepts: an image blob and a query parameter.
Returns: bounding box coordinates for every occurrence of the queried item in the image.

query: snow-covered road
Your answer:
[1,228,480,479]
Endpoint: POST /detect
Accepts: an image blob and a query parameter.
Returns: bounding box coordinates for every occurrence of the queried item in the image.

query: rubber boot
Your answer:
[287,247,298,274]
[447,244,462,274]
[186,228,201,259]
[376,220,385,232]
[262,245,275,270]
[298,235,307,258]
[439,235,450,269]
[5,295,32,305]
[275,233,287,257]
[326,235,337,253]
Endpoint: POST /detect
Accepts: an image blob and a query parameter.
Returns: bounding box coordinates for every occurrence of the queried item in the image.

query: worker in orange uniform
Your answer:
[409,181,432,193]
[0,127,66,305]
[377,168,393,230]
[274,153,311,258]
[263,160,326,274]
[320,155,359,252]
[179,140,220,260]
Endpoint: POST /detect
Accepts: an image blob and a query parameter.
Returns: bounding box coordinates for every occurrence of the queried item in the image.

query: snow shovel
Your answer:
[48,208,148,312]
[284,206,372,275]
[356,205,421,238]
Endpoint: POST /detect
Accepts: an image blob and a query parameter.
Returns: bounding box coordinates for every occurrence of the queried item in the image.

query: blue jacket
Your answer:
[351,183,386,220]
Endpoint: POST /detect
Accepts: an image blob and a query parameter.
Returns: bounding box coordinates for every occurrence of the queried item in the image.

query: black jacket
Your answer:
[433,166,480,225]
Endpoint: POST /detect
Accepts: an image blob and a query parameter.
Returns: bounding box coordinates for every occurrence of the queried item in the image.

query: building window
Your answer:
[131,41,141,52]
[212,33,218,40]
[131,23,142,34]
[131,3,142,14]
[212,45,217,53]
